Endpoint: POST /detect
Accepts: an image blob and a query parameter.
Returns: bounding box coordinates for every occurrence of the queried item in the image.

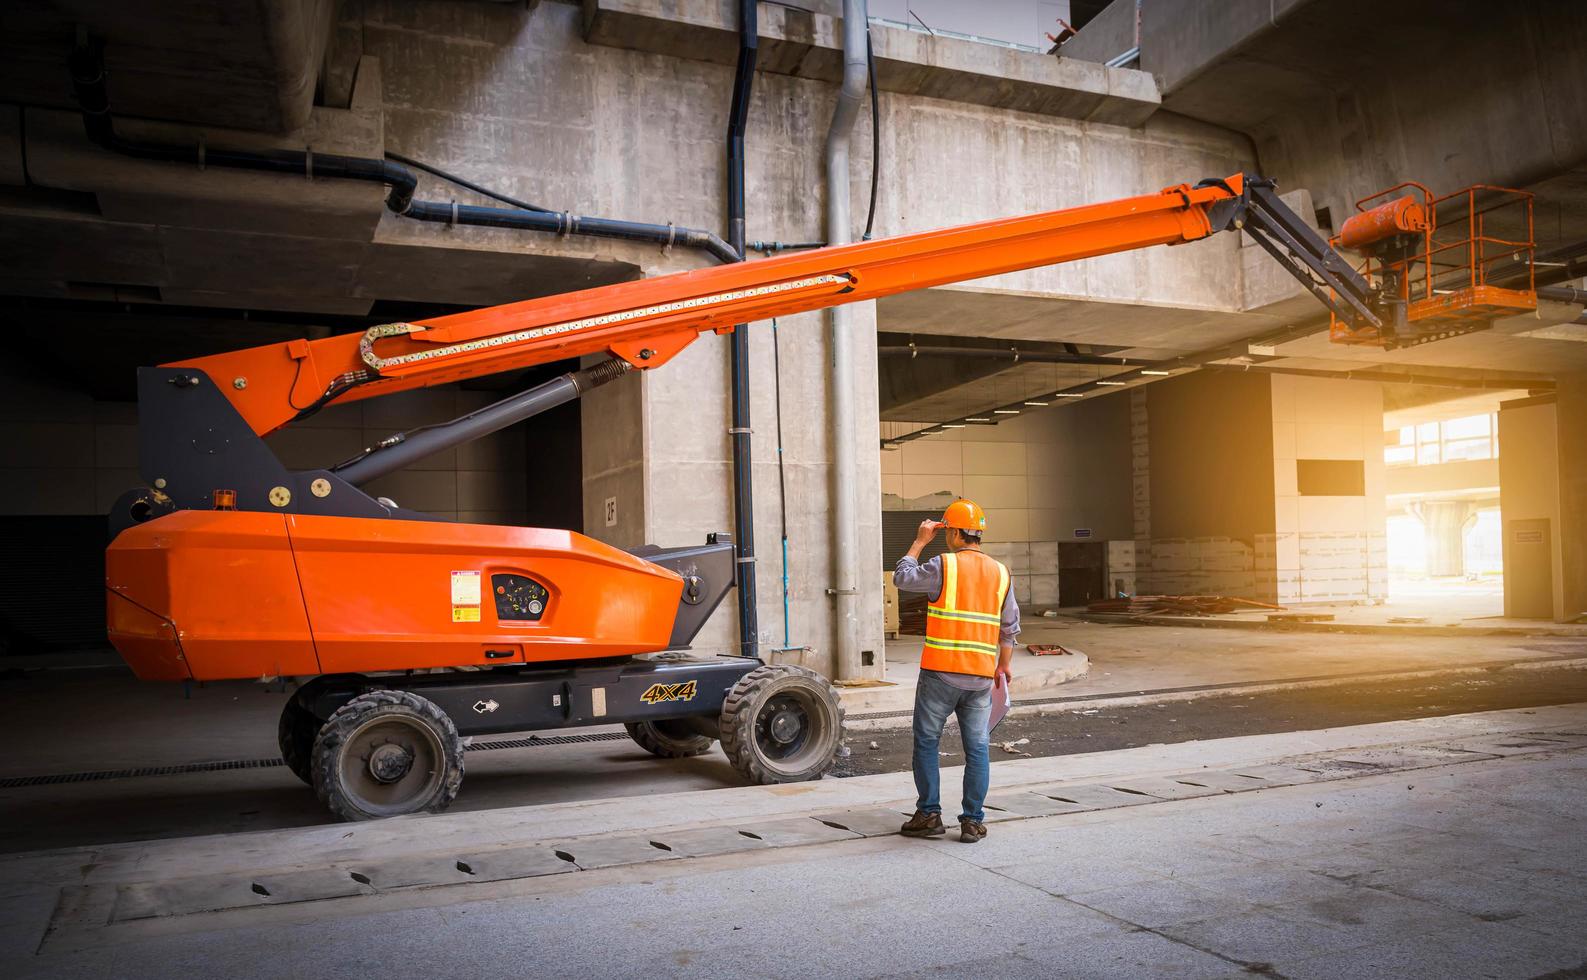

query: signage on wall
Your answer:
[1074,529,1092,538]
[1514,530,1543,544]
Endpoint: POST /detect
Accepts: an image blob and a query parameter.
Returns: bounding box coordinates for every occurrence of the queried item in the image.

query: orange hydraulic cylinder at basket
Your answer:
[1336,196,1429,250]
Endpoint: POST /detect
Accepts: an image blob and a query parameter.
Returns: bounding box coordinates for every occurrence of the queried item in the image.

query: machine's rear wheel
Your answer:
[625,719,716,758]
[277,698,318,785]
[311,690,463,821]
[720,664,844,784]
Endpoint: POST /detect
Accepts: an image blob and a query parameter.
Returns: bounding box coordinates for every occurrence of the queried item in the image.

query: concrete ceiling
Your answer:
[0,0,337,133]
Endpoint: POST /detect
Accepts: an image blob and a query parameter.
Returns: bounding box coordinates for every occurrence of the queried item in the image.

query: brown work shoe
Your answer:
[959,818,987,843]
[900,810,945,837]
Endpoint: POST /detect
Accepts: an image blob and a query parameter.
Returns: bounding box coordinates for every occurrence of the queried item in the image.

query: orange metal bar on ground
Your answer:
[171,175,1247,436]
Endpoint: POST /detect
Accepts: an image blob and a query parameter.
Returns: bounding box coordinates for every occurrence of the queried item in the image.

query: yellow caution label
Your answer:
[451,606,481,623]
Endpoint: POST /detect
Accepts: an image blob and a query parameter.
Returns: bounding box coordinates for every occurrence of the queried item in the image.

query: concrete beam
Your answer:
[582,0,1160,126]
[0,0,338,133]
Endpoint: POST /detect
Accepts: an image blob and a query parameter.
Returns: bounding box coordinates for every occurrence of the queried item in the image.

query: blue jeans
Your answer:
[911,670,992,823]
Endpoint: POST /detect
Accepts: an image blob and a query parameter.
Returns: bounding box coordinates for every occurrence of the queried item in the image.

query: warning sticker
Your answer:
[450,570,481,606]
[452,606,481,623]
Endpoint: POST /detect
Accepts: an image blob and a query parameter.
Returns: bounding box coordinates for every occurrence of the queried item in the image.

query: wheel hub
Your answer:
[367,742,415,783]
[768,708,803,744]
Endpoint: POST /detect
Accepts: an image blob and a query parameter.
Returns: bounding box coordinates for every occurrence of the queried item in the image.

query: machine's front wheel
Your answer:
[311,690,464,821]
[720,665,845,784]
[625,719,716,758]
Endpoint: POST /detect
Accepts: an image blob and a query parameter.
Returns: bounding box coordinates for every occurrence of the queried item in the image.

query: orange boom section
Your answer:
[107,511,687,681]
[168,176,1246,437]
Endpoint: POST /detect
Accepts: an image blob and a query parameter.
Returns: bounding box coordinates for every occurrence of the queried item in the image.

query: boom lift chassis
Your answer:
[107,172,1383,821]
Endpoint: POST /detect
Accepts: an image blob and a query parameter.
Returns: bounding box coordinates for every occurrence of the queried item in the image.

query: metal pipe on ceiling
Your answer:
[67,35,739,265]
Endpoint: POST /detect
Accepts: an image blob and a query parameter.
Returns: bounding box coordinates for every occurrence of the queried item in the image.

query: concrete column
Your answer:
[1557,372,1587,620]
[1412,500,1474,578]
[580,314,884,677]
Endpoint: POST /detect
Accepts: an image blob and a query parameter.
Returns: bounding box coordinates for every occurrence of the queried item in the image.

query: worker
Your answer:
[893,498,1018,844]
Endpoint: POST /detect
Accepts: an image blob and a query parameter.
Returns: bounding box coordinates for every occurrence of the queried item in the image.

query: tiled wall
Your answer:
[1265,375,1388,604]
[880,397,1133,544]
[880,398,1133,609]
[0,358,528,525]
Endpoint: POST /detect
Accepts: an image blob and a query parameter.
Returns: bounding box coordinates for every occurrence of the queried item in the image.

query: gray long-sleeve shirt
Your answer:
[894,552,1020,691]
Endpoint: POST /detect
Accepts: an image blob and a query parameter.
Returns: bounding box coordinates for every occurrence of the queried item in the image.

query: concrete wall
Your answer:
[880,396,1133,544]
[1268,374,1387,605]
[1497,397,1565,621]
[1146,371,1274,543]
[0,359,139,518]
[1555,374,1587,621]
[0,353,528,526]
[881,395,1132,610]
[1140,370,1386,603]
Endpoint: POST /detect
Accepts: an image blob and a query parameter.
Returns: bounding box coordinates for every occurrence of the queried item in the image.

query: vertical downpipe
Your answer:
[727,0,760,659]
[826,0,869,680]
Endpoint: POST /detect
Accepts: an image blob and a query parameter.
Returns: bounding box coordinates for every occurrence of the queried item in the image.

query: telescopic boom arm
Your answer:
[171,173,1377,440]
[118,172,1375,533]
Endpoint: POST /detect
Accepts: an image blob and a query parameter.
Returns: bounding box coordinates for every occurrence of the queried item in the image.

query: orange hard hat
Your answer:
[941,498,987,531]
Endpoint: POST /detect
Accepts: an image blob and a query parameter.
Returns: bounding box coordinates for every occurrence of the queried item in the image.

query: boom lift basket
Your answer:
[1329,182,1536,348]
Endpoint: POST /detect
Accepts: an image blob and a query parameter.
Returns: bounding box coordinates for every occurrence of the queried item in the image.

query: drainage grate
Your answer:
[0,757,283,788]
[0,730,635,789]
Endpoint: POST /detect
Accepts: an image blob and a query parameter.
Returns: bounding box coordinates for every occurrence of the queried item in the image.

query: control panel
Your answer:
[492,573,549,623]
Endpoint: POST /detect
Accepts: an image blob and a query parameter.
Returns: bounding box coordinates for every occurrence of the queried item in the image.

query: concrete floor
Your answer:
[2,625,1583,854]
[3,705,1583,979]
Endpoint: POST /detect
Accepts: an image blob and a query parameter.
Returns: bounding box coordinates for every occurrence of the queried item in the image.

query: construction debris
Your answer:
[996,738,1032,756]
[1026,643,1076,656]
[1267,613,1335,624]
[1087,595,1286,617]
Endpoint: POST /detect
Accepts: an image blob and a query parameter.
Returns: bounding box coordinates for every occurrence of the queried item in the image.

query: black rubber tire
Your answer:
[719,664,845,784]
[277,698,318,785]
[311,690,464,822]
[624,719,716,758]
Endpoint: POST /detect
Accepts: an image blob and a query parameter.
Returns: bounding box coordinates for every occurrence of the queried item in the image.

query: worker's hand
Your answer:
[996,666,1013,686]
[914,519,942,545]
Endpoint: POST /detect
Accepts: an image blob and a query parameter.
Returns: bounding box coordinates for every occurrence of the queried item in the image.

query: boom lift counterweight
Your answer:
[107,172,1381,821]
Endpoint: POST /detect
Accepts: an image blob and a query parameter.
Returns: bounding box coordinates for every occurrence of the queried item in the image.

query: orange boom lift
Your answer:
[106,173,1384,820]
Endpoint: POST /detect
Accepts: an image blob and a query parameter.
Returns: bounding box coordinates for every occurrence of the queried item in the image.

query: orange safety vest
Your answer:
[923,550,1009,678]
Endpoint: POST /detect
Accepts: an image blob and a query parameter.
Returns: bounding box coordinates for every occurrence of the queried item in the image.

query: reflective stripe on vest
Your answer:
[922,550,1009,678]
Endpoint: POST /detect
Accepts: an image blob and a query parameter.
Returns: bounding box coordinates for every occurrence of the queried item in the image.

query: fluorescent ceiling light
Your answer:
[993,409,1020,414]
[966,417,992,422]
[1054,392,1085,398]
[942,423,966,428]
[1139,369,1171,376]
[1095,380,1127,386]
[1023,401,1050,407]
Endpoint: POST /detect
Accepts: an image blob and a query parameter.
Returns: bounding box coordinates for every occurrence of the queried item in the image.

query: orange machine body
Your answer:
[107,510,685,681]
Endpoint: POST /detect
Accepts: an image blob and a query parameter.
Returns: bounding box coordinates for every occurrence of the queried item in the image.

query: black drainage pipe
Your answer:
[68,36,737,265]
[401,200,738,263]
[724,0,761,660]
